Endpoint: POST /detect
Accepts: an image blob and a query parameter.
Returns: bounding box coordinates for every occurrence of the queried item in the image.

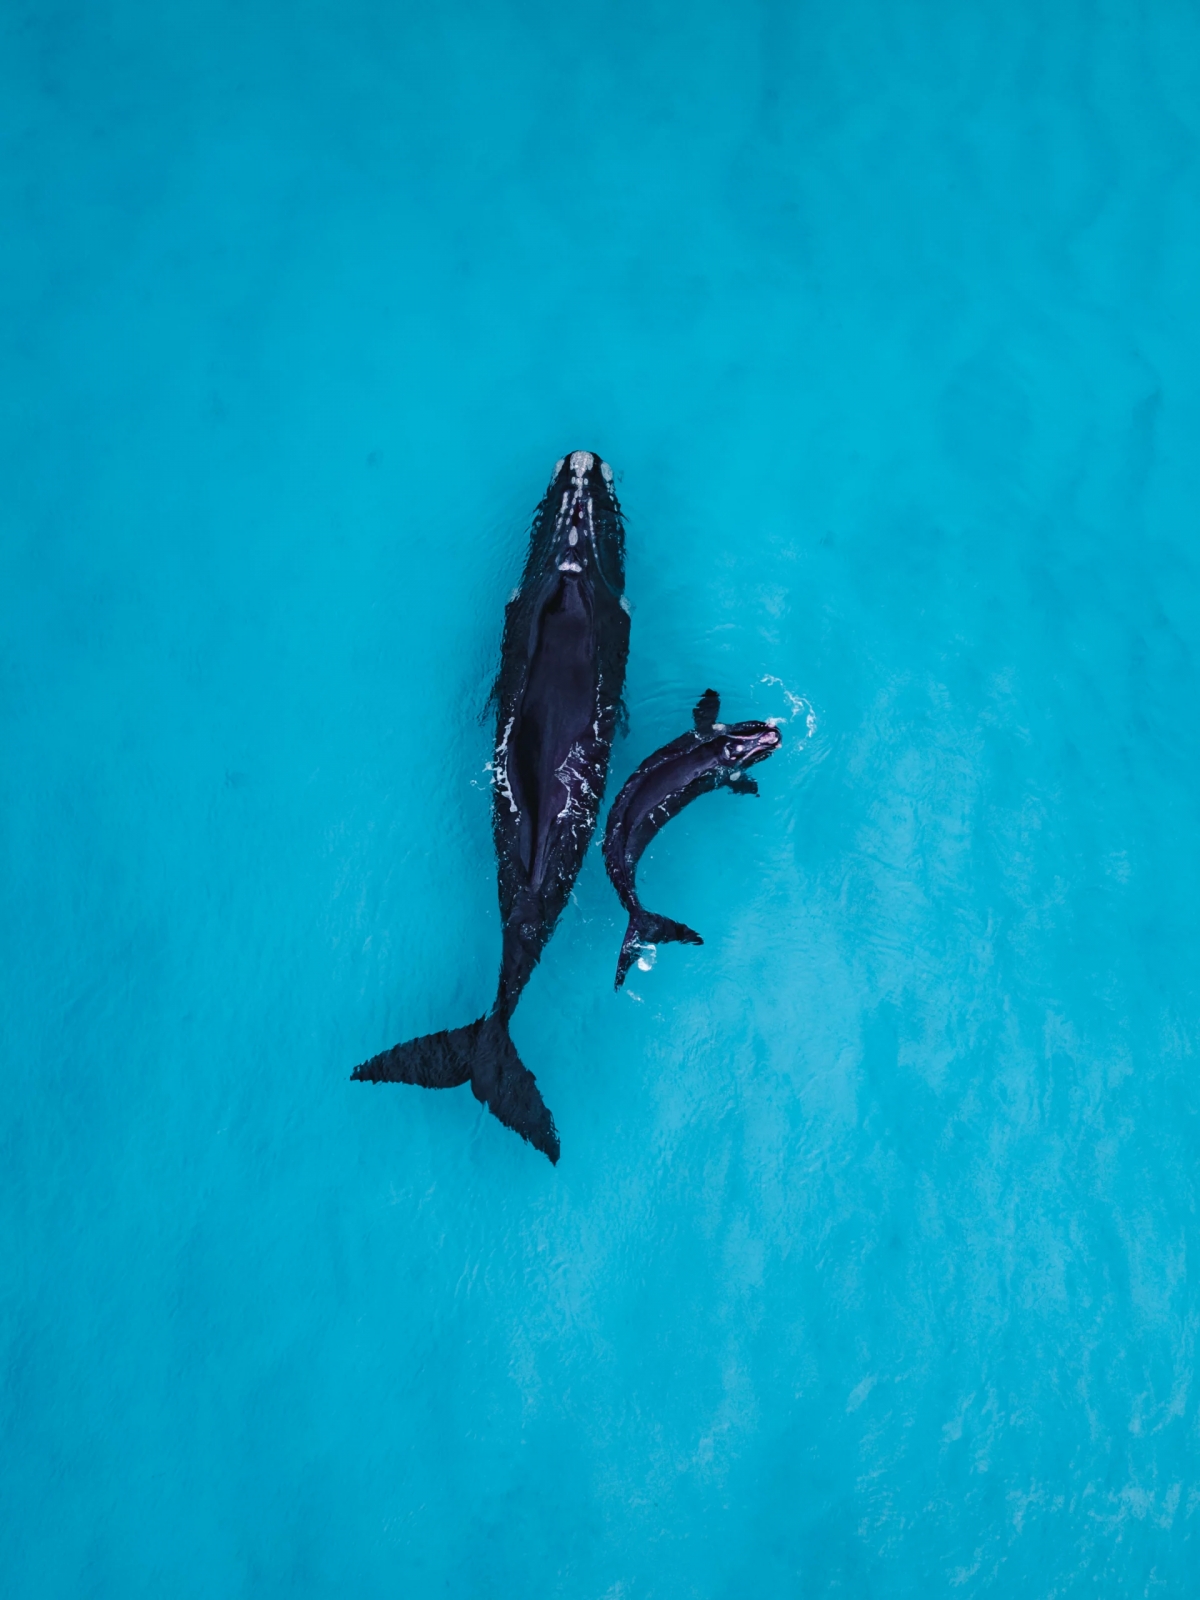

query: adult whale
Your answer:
[353,451,631,1163]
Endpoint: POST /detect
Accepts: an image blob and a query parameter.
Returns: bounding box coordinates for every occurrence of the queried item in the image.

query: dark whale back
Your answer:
[491,453,630,941]
[355,451,630,1163]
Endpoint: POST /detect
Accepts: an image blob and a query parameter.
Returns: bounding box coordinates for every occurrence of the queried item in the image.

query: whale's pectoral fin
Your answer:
[727,771,759,797]
[693,688,720,735]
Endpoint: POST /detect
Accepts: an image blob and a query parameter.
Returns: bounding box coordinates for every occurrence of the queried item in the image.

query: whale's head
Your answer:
[720,721,782,770]
[531,450,626,597]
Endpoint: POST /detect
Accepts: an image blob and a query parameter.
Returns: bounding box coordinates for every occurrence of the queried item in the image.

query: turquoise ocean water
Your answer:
[4,2,1200,1593]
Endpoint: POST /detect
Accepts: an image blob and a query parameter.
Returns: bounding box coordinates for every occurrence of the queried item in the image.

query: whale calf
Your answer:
[602,690,780,989]
[353,452,631,1162]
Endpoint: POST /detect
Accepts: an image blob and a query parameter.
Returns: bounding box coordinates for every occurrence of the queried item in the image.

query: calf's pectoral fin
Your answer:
[693,689,720,735]
[727,772,759,796]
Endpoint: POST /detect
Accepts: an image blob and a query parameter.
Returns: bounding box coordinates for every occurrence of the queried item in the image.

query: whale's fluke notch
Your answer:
[353,1016,560,1164]
[466,1016,560,1163]
[615,910,704,991]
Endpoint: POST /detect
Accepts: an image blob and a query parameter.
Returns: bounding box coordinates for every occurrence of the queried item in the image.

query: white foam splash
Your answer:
[493,715,518,814]
[555,741,595,821]
[761,674,816,735]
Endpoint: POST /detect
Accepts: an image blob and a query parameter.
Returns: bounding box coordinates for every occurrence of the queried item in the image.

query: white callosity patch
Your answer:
[599,459,613,482]
[551,458,599,556]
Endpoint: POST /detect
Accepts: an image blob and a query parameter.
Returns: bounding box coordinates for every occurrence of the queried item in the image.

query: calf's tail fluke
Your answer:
[352,1015,559,1164]
[615,909,703,990]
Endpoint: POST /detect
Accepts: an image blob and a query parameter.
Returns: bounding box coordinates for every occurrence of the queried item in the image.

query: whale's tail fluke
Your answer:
[615,909,704,990]
[353,1015,559,1163]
